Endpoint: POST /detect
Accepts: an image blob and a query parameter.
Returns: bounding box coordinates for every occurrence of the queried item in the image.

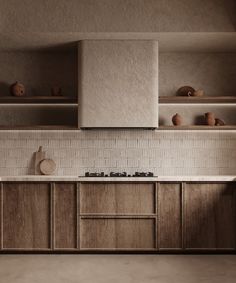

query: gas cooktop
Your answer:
[84,172,155,177]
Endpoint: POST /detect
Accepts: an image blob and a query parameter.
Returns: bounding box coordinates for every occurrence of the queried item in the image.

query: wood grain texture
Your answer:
[80,218,155,250]
[2,183,50,249]
[158,183,182,249]
[80,183,155,214]
[184,183,236,249]
[54,183,77,249]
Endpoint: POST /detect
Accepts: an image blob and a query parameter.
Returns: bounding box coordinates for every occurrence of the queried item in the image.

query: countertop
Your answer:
[0,176,235,182]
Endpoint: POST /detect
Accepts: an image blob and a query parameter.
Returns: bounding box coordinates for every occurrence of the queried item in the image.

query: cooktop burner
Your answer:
[84,172,154,177]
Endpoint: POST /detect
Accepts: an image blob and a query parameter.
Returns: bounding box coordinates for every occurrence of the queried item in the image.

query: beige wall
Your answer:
[0,130,236,176]
[1,0,235,32]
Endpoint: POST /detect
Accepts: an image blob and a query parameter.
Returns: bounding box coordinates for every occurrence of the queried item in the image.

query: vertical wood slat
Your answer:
[0,183,3,250]
[76,182,80,250]
[50,182,55,250]
[181,182,185,250]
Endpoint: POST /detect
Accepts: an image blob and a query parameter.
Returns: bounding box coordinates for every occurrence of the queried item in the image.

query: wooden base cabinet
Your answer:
[79,182,157,251]
[184,183,236,250]
[54,183,78,250]
[0,181,235,253]
[1,183,51,250]
[158,183,182,250]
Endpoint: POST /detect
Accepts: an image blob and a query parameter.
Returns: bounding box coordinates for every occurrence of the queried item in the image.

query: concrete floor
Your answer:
[0,255,235,283]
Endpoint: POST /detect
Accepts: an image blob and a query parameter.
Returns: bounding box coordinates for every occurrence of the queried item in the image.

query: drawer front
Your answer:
[80,218,155,250]
[80,183,155,214]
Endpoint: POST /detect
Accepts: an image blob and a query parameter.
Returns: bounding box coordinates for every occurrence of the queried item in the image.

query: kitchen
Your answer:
[0,0,236,282]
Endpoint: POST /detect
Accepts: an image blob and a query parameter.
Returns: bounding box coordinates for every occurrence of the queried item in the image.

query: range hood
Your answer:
[78,40,158,129]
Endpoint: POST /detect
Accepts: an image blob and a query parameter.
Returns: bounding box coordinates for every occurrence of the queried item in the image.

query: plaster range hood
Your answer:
[78,40,158,129]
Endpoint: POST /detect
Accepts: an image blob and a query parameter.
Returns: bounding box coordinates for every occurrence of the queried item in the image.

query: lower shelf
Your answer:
[0,125,79,130]
[158,125,236,130]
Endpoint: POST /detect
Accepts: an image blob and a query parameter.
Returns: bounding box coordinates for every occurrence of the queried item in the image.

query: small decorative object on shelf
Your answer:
[51,86,62,96]
[193,89,204,97]
[215,118,226,126]
[176,86,195,96]
[172,113,182,126]
[205,112,215,126]
[10,81,25,97]
[39,158,56,175]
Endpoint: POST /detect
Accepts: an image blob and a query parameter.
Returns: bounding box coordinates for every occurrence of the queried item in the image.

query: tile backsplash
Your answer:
[0,130,236,176]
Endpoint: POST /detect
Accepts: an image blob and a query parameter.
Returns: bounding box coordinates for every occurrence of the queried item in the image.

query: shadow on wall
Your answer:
[0,82,10,96]
[225,0,236,30]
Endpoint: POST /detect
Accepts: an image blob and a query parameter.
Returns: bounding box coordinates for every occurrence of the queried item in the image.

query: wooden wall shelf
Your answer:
[0,125,78,130]
[0,96,77,104]
[159,96,236,104]
[158,125,236,131]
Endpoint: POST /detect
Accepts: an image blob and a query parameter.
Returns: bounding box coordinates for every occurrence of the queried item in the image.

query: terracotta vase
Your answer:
[205,112,215,126]
[172,113,182,126]
[10,81,25,97]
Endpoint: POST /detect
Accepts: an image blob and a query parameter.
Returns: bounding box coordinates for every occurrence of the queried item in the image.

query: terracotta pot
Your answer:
[10,81,25,97]
[205,112,215,126]
[172,113,182,126]
[193,89,204,97]
[176,86,195,97]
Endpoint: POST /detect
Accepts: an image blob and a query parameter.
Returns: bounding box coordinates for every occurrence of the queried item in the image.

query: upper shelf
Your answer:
[0,96,77,104]
[159,96,236,104]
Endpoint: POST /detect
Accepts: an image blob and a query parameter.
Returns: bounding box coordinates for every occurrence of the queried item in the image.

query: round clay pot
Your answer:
[51,86,62,96]
[172,113,182,126]
[205,112,215,126]
[193,89,204,97]
[176,86,195,97]
[10,81,25,97]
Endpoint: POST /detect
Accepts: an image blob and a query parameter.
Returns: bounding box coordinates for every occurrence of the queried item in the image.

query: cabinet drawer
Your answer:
[80,183,155,214]
[80,218,155,250]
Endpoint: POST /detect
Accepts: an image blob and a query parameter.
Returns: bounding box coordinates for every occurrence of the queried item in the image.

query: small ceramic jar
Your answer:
[172,113,182,126]
[10,81,25,97]
[205,112,215,126]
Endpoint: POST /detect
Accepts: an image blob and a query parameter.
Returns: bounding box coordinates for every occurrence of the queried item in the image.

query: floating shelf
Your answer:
[158,125,236,131]
[0,96,77,104]
[0,125,78,130]
[159,96,236,104]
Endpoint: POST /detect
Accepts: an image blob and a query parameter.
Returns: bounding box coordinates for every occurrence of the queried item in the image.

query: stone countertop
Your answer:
[0,176,236,182]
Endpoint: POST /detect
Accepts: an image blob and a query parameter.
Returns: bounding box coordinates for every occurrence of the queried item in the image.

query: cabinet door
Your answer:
[158,183,182,249]
[2,183,50,250]
[54,183,77,249]
[184,183,236,250]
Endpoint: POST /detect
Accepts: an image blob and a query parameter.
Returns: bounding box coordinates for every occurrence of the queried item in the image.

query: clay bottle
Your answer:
[172,113,182,126]
[205,112,215,126]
